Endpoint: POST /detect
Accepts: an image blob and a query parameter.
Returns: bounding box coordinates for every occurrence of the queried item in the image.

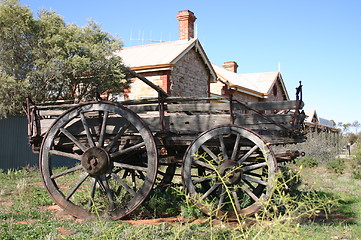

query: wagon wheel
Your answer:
[40,101,158,219]
[182,125,277,219]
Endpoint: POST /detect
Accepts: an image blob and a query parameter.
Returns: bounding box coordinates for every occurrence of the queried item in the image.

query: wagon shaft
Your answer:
[275,151,305,163]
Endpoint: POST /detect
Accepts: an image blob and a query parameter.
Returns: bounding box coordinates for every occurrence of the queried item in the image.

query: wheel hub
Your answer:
[219,160,242,185]
[81,147,110,176]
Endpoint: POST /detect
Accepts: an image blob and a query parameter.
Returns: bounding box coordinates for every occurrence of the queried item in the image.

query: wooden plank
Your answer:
[233,100,303,111]
[36,103,77,110]
[143,114,232,133]
[39,110,64,117]
[127,104,160,113]
[233,113,294,125]
[166,102,230,113]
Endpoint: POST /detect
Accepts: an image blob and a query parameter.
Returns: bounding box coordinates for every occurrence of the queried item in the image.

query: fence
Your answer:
[0,116,38,170]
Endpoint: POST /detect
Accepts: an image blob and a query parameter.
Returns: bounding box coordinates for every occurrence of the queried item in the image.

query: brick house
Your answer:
[114,9,289,103]
[210,61,289,102]
[114,10,216,100]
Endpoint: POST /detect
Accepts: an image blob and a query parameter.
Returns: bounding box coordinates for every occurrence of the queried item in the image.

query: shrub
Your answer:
[350,139,361,179]
[326,158,346,174]
[295,157,319,168]
[273,133,340,164]
[352,164,361,179]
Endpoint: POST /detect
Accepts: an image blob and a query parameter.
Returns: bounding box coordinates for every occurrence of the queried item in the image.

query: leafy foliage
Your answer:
[0,0,130,117]
[352,139,361,179]
[295,156,319,168]
[326,158,346,174]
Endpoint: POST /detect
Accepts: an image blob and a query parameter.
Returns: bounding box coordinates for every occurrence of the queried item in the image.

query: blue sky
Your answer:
[21,0,361,125]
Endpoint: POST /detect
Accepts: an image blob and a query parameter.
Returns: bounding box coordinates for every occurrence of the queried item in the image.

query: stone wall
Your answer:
[231,90,259,102]
[170,49,209,97]
[266,79,288,101]
[126,71,170,99]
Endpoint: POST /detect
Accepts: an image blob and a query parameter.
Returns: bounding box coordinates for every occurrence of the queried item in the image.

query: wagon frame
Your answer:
[23,71,306,220]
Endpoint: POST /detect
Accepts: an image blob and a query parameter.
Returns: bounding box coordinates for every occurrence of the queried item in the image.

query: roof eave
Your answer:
[229,83,266,98]
[130,64,173,73]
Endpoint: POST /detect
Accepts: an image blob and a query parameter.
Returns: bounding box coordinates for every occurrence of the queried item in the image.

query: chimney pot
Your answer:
[223,61,239,73]
[177,10,197,40]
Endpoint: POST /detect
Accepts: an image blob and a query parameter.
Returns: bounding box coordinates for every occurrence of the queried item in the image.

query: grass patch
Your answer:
[0,160,360,239]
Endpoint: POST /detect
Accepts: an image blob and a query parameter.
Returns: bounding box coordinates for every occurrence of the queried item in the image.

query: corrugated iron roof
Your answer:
[319,118,335,128]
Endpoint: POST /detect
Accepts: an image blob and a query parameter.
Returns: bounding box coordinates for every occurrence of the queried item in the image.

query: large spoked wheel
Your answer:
[40,101,158,219]
[182,125,277,220]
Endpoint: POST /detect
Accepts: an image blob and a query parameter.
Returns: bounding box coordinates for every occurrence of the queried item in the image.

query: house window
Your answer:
[273,85,278,96]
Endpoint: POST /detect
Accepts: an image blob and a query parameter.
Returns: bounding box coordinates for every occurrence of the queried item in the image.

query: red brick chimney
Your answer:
[176,10,197,40]
[222,61,238,73]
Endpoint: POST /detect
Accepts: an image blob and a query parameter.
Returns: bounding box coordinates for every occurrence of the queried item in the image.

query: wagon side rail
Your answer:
[229,82,306,145]
[23,97,43,152]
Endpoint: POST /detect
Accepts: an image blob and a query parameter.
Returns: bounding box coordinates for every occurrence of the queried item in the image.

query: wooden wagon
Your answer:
[23,71,306,220]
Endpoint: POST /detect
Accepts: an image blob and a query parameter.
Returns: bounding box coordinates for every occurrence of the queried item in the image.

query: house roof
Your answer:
[319,118,335,128]
[304,110,337,130]
[212,63,289,99]
[115,38,216,82]
[304,109,318,123]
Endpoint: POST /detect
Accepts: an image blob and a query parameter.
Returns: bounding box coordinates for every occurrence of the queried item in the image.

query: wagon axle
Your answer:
[219,160,242,186]
[81,147,110,176]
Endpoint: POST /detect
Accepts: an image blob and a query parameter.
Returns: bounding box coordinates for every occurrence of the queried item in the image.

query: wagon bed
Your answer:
[23,73,306,220]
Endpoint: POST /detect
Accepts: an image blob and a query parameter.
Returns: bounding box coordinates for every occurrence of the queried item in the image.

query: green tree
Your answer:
[0,0,37,79]
[352,120,360,135]
[0,0,129,117]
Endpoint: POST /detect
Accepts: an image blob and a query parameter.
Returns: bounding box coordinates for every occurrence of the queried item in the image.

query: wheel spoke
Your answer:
[231,134,241,161]
[232,191,242,212]
[51,165,83,179]
[217,186,226,211]
[66,173,89,200]
[88,177,97,208]
[113,162,148,172]
[201,145,218,161]
[59,127,87,152]
[242,162,268,172]
[238,145,259,164]
[105,122,130,151]
[131,171,137,190]
[192,175,216,184]
[97,111,109,148]
[243,179,257,191]
[110,142,145,158]
[201,183,220,200]
[80,112,95,147]
[243,187,260,202]
[111,172,136,196]
[242,175,267,186]
[192,159,215,171]
[100,176,116,210]
[49,149,81,160]
[219,135,229,160]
